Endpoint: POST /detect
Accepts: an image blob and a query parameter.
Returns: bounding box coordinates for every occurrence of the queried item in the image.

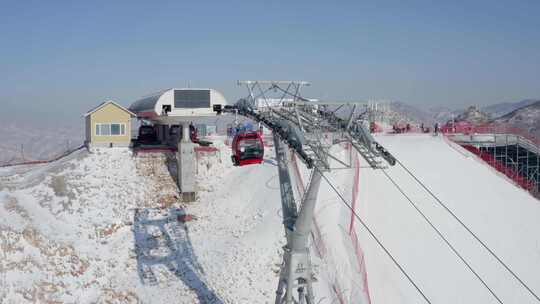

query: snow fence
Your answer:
[290,144,371,304]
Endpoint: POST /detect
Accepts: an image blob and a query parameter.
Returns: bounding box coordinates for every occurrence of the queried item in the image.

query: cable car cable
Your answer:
[381,169,504,304]
[316,168,432,304]
[395,158,539,302]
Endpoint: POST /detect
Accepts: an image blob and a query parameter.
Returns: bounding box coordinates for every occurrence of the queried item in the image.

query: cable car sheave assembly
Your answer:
[222,80,396,304]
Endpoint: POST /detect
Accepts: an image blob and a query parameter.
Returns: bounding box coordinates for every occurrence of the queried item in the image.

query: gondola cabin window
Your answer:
[238,139,263,160]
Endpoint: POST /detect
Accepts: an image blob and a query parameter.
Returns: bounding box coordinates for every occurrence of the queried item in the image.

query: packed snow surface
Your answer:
[356,134,540,303]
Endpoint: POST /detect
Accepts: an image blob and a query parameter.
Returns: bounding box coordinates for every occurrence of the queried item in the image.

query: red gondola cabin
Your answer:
[231,131,264,166]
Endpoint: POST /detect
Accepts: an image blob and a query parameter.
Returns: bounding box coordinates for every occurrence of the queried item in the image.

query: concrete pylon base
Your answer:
[177,124,197,200]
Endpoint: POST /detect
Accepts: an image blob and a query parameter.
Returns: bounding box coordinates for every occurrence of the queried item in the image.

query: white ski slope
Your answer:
[353,134,540,303]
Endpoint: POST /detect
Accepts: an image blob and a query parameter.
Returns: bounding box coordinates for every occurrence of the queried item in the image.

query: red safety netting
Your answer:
[290,145,372,303]
[348,146,372,303]
[461,145,534,191]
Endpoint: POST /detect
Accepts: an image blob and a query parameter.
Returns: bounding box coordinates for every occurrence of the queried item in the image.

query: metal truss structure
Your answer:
[478,135,540,195]
[449,132,540,197]
[225,80,396,303]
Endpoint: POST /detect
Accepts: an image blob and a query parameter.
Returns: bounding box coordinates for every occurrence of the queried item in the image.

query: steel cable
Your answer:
[381,169,504,304]
[395,158,540,302]
[316,167,432,304]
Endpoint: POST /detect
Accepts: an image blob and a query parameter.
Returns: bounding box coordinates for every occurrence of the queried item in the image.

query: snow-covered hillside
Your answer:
[1,134,539,303]
[483,99,540,118]
[494,100,540,136]
[0,140,353,303]
[0,142,280,303]
[454,106,491,124]
[0,148,176,303]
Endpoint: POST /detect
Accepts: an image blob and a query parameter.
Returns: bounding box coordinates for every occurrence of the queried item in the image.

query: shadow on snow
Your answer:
[133,207,223,303]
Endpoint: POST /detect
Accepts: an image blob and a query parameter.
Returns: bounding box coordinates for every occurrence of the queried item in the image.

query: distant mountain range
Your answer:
[0,120,83,165]
[482,99,540,118]
[384,99,540,139]
[386,99,540,126]
[386,101,436,124]
[493,100,540,136]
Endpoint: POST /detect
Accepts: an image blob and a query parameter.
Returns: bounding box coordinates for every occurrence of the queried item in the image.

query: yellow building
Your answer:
[84,100,136,148]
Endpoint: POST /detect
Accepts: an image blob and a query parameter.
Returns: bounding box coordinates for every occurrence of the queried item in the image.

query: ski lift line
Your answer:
[394,159,540,302]
[317,167,432,304]
[381,169,504,304]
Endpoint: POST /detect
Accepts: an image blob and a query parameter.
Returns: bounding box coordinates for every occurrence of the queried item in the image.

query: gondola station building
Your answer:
[129,88,226,144]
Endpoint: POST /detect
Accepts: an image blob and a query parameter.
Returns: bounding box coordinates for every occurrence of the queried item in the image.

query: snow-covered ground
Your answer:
[0,148,173,303]
[0,141,280,303]
[1,134,539,303]
[355,134,540,303]
[0,139,345,303]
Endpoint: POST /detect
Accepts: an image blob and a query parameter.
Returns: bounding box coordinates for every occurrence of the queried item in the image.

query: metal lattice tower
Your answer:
[231,80,396,303]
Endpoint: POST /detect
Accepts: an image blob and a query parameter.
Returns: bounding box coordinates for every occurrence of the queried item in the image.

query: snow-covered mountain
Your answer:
[379,102,483,126]
[427,106,464,124]
[493,100,540,135]
[454,105,491,124]
[387,99,540,126]
[387,101,434,124]
[482,99,540,118]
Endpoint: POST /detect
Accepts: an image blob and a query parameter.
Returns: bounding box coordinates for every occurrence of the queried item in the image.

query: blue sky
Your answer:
[1,0,539,125]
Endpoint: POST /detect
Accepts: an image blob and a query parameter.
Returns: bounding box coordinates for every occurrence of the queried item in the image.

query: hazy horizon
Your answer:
[1,1,540,126]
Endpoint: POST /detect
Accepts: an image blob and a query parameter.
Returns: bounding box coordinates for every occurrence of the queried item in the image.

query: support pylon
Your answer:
[274,133,323,304]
